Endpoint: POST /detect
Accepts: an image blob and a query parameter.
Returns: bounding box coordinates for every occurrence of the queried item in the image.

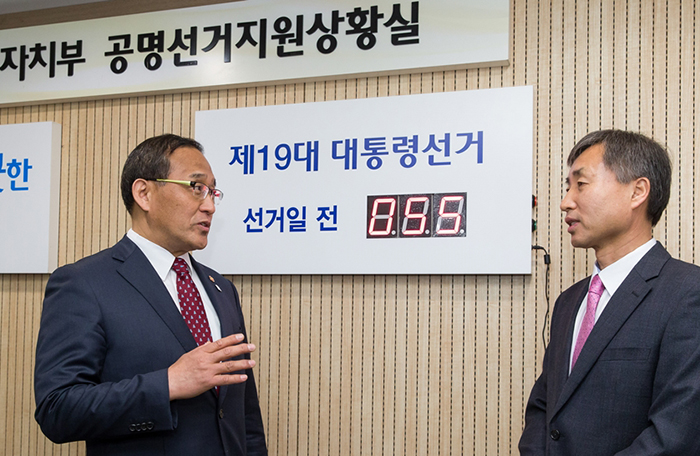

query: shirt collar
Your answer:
[593,238,656,295]
[126,229,194,280]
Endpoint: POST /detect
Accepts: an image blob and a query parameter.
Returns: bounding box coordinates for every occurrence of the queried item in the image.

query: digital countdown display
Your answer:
[367,193,467,238]
[196,86,534,274]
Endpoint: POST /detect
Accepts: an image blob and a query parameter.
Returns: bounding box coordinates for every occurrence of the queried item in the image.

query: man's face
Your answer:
[560,143,638,253]
[148,146,217,257]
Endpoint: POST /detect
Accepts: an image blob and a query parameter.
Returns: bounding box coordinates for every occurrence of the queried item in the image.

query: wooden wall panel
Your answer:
[2,0,699,455]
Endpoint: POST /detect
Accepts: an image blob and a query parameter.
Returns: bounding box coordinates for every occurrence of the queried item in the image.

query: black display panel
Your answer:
[366,193,466,239]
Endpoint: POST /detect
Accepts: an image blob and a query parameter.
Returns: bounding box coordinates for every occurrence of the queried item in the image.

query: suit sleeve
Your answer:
[244,368,268,455]
[615,277,700,455]
[224,279,268,455]
[519,284,579,456]
[34,264,175,443]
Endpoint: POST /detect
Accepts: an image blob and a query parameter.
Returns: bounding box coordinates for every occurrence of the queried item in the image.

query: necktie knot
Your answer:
[172,257,189,275]
[589,274,604,298]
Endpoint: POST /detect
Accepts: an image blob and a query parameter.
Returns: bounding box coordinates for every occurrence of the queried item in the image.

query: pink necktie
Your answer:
[172,258,213,347]
[572,275,605,368]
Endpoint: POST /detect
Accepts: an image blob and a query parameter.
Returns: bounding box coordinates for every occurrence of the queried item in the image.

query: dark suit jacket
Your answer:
[520,243,700,455]
[34,236,267,456]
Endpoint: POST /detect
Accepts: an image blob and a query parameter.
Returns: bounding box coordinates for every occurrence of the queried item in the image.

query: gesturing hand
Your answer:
[168,333,256,400]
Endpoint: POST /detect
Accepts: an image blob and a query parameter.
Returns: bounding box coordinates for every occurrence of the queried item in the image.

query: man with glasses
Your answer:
[34,134,267,456]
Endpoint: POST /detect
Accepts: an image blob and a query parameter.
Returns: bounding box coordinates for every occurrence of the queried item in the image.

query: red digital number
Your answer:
[368,197,396,236]
[435,195,464,235]
[401,196,429,235]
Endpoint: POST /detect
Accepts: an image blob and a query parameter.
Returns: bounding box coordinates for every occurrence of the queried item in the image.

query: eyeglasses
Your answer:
[149,179,224,205]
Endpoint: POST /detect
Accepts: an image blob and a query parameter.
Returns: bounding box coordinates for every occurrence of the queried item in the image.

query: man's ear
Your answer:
[131,178,152,212]
[630,176,651,210]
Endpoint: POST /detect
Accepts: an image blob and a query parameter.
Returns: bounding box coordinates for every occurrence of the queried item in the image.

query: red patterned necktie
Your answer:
[172,258,213,347]
[572,274,605,368]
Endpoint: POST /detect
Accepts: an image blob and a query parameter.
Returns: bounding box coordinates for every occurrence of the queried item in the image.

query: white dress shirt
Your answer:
[569,238,656,372]
[126,229,222,341]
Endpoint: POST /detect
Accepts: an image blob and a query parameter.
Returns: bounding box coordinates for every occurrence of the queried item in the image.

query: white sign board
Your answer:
[0,122,61,273]
[0,0,509,105]
[195,87,533,275]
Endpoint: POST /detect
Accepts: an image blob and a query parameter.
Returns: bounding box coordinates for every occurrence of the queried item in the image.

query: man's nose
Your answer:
[201,194,216,213]
[560,190,574,212]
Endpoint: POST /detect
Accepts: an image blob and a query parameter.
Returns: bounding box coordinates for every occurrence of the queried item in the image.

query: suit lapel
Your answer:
[548,282,588,414]
[552,273,651,415]
[190,256,241,403]
[551,243,669,418]
[113,236,198,353]
[190,257,237,338]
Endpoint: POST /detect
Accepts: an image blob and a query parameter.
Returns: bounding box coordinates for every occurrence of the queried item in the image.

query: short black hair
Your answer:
[120,134,203,214]
[568,129,672,226]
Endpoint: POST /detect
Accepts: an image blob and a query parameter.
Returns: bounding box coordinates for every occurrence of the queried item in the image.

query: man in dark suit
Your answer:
[519,129,700,455]
[34,134,267,455]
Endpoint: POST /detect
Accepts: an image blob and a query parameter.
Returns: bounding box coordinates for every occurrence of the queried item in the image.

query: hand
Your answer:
[168,333,256,400]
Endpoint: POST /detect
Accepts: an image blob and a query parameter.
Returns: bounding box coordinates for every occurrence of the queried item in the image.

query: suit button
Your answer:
[147,421,154,430]
[550,429,560,440]
[219,409,225,419]
[129,424,136,432]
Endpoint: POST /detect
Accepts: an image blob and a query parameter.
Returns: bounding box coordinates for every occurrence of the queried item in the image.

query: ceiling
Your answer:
[0,0,108,15]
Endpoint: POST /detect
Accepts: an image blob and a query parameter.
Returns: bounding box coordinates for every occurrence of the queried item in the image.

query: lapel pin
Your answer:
[209,276,222,292]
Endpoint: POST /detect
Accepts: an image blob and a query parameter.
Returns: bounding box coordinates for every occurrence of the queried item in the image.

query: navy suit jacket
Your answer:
[35,236,267,456]
[520,243,700,455]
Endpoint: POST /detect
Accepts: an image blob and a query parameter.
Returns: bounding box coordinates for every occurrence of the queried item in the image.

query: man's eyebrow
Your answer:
[565,167,586,186]
[569,167,586,180]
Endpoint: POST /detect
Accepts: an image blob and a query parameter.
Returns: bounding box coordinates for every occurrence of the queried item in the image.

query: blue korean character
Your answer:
[455,131,484,163]
[423,133,451,166]
[6,157,32,191]
[361,137,388,170]
[331,138,358,170]
[287,206,307,232]
[0,152,5,192]
[265,207,285,232]
[293,141,319,172]
[392,135,419,168]
[243,207,264,232]
[317,205,338,231]
[230,144,269,175]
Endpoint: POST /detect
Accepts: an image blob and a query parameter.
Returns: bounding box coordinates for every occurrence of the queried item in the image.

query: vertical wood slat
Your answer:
[1,1,700,455]
[3,275,17,454]
[678,0,696,262]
